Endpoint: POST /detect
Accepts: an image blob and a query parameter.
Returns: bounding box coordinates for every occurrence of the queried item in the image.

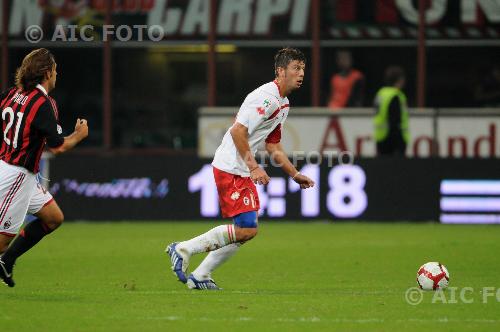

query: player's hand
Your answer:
[75,118,89,139]
[250,167,270,185]
[293,173,315,189]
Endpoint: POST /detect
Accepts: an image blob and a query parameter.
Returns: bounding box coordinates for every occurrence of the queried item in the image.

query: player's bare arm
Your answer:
[266,142,315,189]
[50,118,89,155]
[230,122,270,185]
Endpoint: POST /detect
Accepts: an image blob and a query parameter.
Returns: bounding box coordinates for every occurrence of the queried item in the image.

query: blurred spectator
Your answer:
[474,64,500,107]
[373,66,409,156]
[327,50,365,110]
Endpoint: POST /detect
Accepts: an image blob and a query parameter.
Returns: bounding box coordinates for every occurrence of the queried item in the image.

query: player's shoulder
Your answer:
[34,88,57,108]
[35,93,52,110]
[256,81,281,99]
[3,86,17,94]
[0,86,19,101]
[31,92,59,120]
[245,81,280,105]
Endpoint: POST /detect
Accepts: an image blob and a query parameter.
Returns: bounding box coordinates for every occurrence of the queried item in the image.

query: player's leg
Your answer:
[193,210,260,280]
[33,200,64,231]
[166,223,237,283]
[0,184,62,283]
[0,234,14,254]
[0,165,35,287]
[191,243,242,280]
[0,234,16,287]
[186,243,241,290]
[188,211,258,289]
[168,208,259,285]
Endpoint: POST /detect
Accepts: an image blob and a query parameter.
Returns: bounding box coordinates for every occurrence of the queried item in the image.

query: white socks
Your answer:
[177,224,236,256]
[192,243,241,280]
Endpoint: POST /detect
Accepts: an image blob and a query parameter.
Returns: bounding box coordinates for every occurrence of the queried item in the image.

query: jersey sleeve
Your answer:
[32,101,65,148]
[235,93,279,135]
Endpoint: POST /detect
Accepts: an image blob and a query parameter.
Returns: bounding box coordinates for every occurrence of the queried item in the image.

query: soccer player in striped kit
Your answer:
[167,48,315,290]
[0,48,88,287]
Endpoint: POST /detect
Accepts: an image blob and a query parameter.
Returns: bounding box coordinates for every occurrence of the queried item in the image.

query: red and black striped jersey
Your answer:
[0,85,64,173]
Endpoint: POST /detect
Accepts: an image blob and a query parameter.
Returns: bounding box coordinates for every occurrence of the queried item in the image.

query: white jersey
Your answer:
[212,81,290,176]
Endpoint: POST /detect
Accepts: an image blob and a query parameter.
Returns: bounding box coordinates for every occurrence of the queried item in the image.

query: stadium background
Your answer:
[1,0,499,222]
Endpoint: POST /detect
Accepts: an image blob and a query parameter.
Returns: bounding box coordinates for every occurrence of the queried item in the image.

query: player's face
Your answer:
[284,60,305,90]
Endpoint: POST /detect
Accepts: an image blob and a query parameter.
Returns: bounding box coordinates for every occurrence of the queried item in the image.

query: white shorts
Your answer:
[0,160,53,237]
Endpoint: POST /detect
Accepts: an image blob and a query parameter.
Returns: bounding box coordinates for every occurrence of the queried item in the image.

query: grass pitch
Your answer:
[1,221,499,331]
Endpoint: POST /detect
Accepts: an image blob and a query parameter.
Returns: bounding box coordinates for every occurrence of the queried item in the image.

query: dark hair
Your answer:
[384,66,405,86]
[274,47,306,77]
[15,48,55,92]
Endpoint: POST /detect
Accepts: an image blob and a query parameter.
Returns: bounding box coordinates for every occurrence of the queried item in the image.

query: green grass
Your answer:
[1,222,500,331]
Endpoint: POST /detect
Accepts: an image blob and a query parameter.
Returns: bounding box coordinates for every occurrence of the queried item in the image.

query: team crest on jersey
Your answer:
[230,191,240,200]
[257,99,272,115]
[3,217,12,229]
[57,125,62,134]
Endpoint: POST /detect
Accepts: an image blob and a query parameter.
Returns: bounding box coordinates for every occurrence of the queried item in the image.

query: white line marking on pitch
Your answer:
[141,317,500,324]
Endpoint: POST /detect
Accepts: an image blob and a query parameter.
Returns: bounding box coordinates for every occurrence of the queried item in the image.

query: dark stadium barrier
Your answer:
[47,155,499,223]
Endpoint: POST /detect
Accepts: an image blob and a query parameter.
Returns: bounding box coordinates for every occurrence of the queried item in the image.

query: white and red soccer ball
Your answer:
[416,262,450,290]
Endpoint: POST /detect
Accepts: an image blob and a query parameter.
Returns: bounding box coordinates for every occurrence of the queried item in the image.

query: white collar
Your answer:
[36,84,48,95]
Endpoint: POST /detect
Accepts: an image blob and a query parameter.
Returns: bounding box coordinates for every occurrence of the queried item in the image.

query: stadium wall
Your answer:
[47,155,499,223]
[199,108,500,158]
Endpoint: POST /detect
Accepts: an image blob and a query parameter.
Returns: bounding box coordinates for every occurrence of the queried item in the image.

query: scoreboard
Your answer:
[189,163,368,219]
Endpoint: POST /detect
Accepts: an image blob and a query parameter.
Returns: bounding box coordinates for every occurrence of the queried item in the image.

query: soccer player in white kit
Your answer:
[167,48,314,290]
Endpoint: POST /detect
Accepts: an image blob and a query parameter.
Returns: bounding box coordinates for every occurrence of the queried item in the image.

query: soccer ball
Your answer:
[416,262,450,290]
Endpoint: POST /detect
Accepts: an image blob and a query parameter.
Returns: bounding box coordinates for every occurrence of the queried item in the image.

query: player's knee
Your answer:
[0,237,12,254]
[43,210,64,230]
[246,227,258,240]
[0,243,8,254]
[235,227,258,242]
[52,209,64,227]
